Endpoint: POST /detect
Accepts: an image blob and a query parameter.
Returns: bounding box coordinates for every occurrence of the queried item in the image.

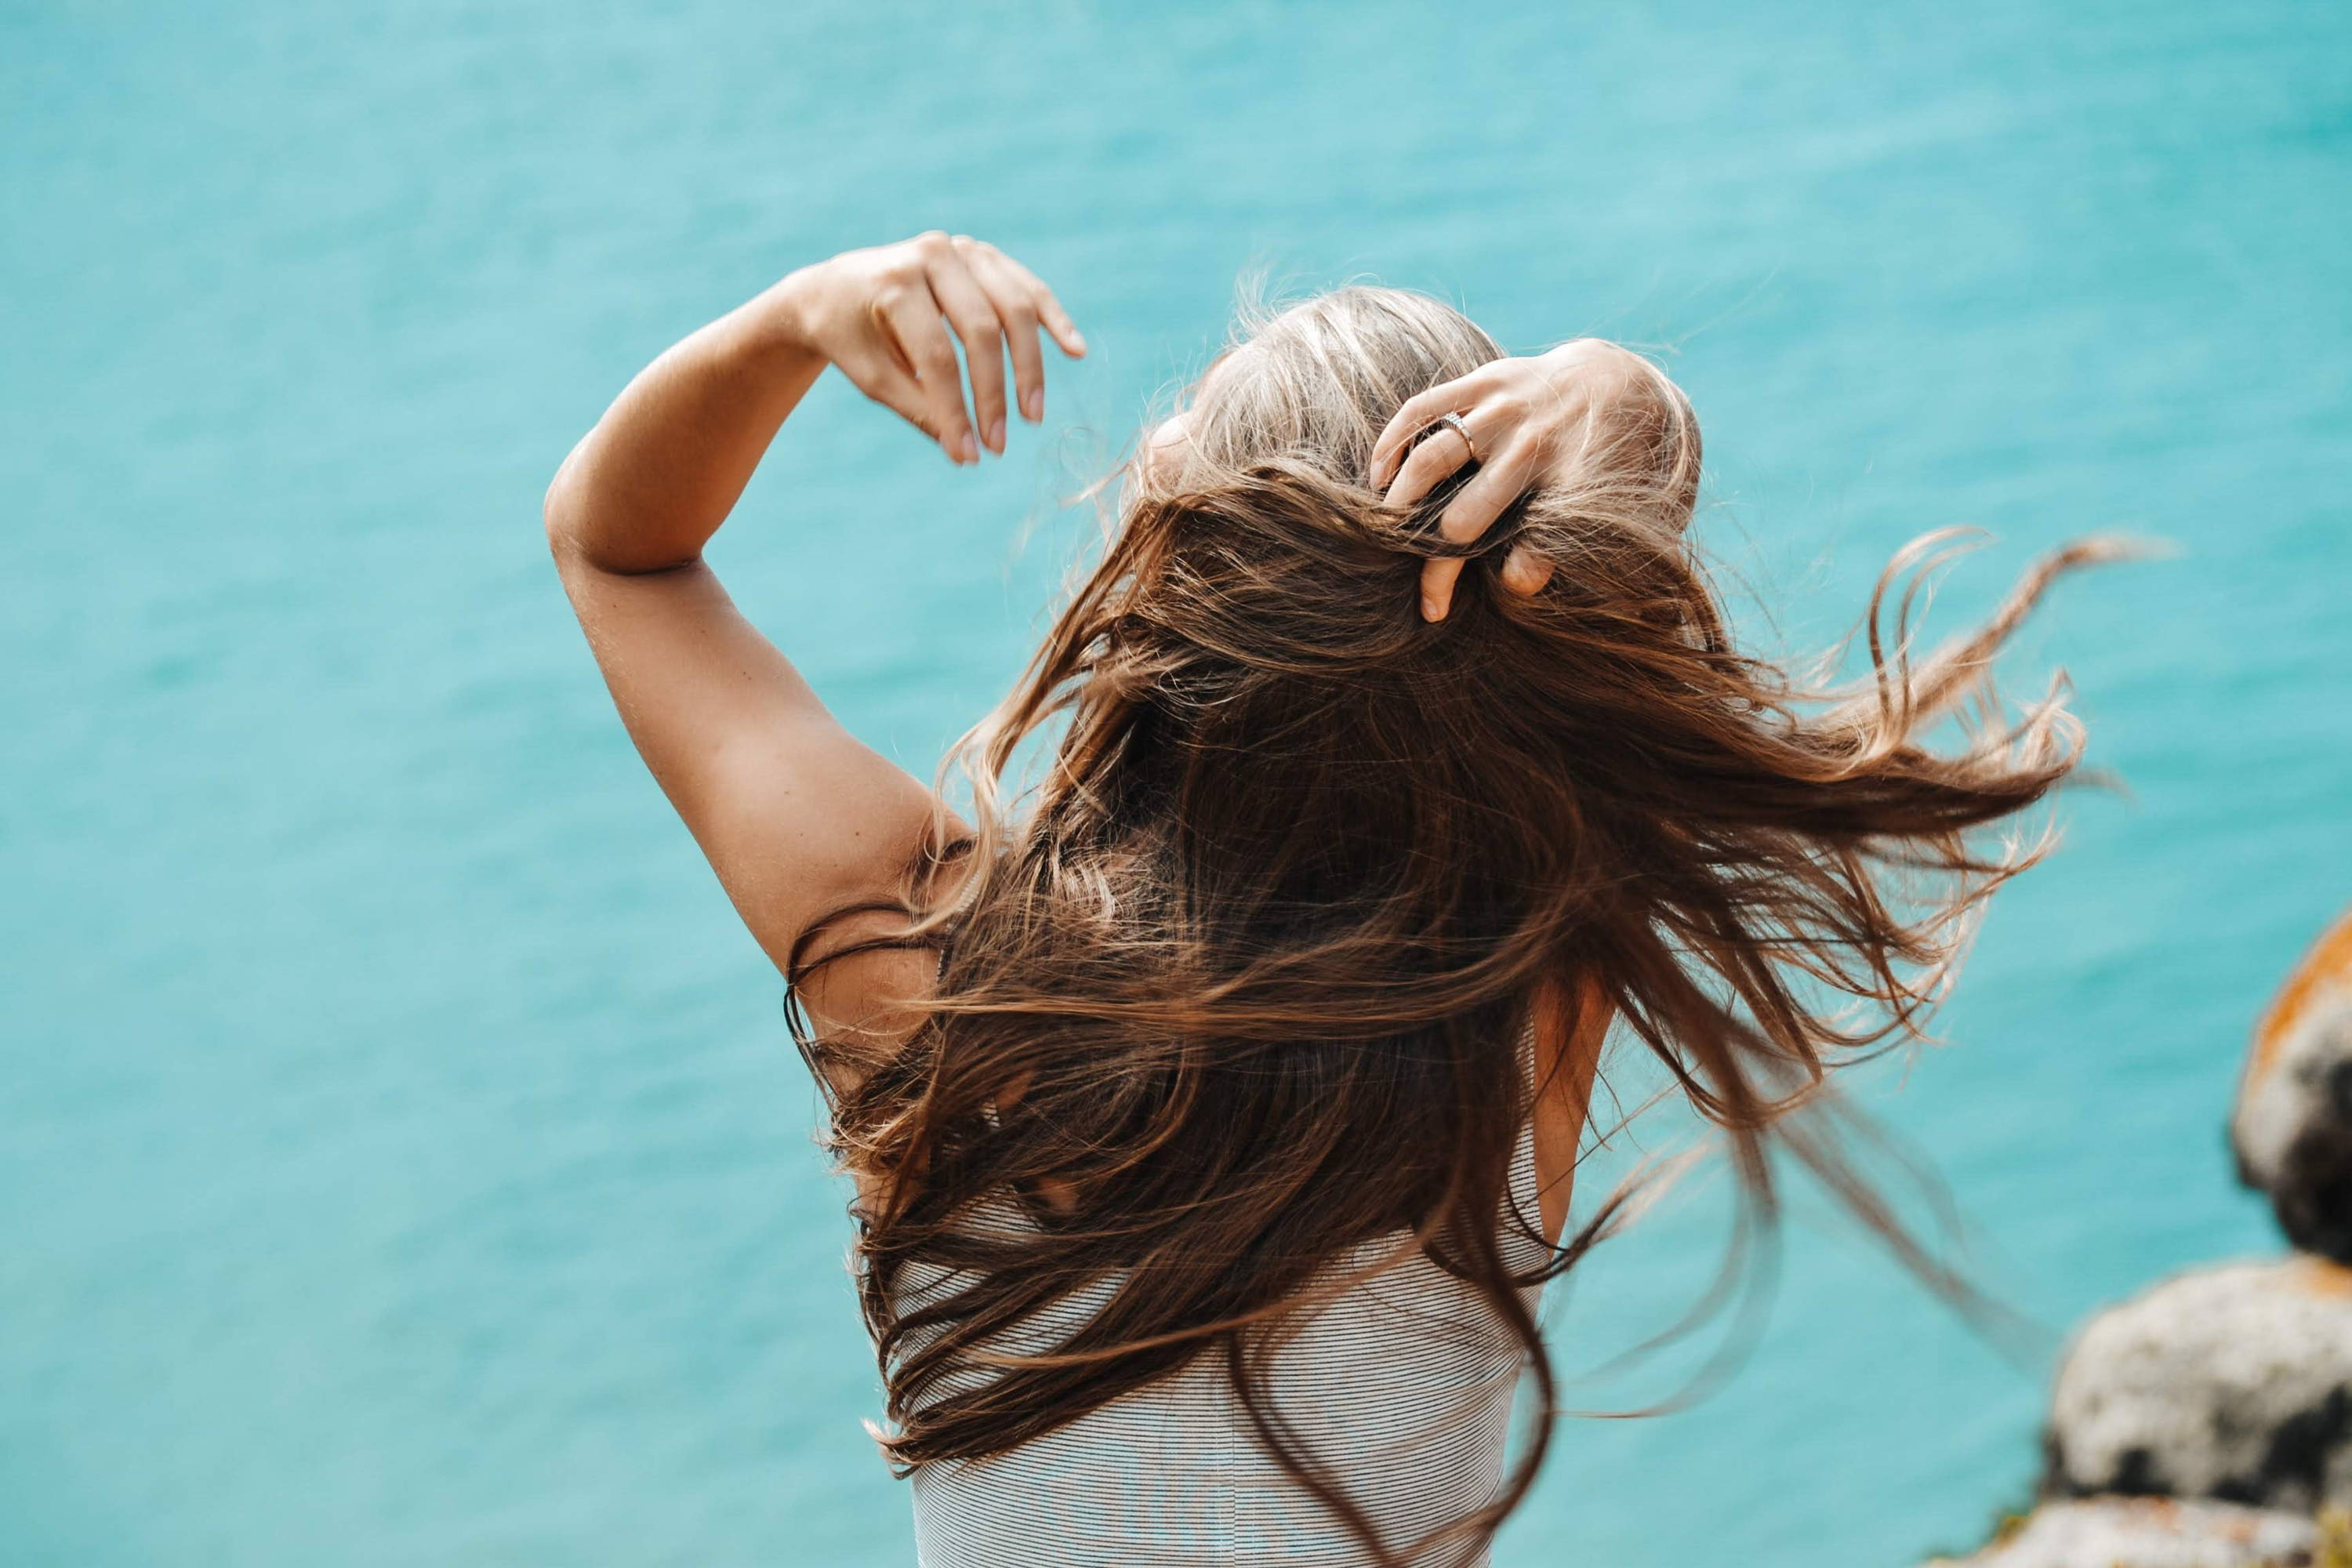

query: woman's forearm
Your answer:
[544,279,825,575]
[546,238,1083,576]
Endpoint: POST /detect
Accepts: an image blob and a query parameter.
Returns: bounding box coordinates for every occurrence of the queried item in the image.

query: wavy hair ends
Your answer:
[790,283,2130,1566]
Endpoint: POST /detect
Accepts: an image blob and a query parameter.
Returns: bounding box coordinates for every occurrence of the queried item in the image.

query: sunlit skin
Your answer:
[546,233,1638,1243]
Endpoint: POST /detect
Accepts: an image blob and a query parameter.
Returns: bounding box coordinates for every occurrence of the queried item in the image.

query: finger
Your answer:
[879,286,977,464]
[1500,543,1556,597]
[835,348,940,443]
[1421,439,1542,622]
[1370,387,1456,493]
[959,241,1047,424]
[1371,375,1486,491]
[1436,436,1540,547]
[925,249,1010,454]
[1417,557,1467,625]
[1382,415,1477,511]
[982,245,1086,358]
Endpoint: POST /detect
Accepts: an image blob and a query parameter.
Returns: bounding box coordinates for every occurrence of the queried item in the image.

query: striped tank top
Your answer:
[892,1103,1551,1566]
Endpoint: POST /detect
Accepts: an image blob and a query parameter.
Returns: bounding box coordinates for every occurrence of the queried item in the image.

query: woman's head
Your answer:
[795,283,2122,1566]
[1138,286,1508,495]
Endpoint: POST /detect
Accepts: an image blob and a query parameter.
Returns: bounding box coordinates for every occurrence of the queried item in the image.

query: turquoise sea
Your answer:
[5,3,2350,1563]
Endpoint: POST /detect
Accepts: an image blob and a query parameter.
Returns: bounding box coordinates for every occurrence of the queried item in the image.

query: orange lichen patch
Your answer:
[2293,1254,2352,1298]
[2250,906,2352,1081]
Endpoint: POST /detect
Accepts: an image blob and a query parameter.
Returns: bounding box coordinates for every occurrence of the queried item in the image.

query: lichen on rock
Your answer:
[1924,1497,2319,1568]
[2044,1258,2352,1513]
[2233,910,2352,1262]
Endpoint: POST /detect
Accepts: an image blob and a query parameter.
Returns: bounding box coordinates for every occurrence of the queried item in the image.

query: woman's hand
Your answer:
[773,232,1086,466]
[1368,339,1683,622]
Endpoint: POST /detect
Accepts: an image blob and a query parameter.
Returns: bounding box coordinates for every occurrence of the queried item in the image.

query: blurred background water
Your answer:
[5,2,2349,1563]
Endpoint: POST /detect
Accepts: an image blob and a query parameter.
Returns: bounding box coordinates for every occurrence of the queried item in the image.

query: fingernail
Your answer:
[1421,596,1442,622]
[1024,388,1043,421]
[988,417,1005,452]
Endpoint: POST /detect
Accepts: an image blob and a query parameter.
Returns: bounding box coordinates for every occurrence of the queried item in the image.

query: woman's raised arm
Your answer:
[543,234,1083,981]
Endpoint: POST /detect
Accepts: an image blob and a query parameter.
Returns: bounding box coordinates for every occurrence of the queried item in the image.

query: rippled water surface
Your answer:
[6,2,2350,1563]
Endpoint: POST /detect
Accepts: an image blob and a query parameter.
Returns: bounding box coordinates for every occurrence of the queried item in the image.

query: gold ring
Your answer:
[1433,411,1478,463]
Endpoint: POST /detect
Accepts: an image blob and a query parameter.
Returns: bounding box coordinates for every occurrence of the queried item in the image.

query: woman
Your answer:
[546,233,2111,1566]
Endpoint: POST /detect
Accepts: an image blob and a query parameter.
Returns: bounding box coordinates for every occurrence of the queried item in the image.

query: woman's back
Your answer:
[548,234,2112,1566]
[905,1109,1549,1568]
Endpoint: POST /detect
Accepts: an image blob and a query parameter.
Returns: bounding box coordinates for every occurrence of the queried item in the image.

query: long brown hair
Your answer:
[789,285,2124,1563]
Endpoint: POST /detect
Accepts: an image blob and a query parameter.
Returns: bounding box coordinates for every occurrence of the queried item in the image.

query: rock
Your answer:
[2233,909,2352,1261]
[1926,1497,2319,1567]
[2045,1258,2352,1512]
